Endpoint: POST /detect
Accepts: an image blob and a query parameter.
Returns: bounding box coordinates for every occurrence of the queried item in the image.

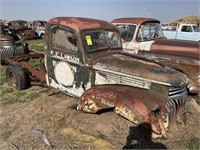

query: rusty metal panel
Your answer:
[91,52,188,87]
[150,39,200,59]
[47,17,117,32]
[77,85,173,137]
[111,18,160,26]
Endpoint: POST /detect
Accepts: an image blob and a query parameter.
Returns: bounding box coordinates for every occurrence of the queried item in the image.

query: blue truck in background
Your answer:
[28,20,47,39]
[163,23,200,41]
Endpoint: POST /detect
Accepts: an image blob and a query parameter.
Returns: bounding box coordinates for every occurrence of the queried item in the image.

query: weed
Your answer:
[0,97,16,104]
[28,57,44,69]
[1,90,39,104]
[13,90,26,98]
[26,39,44,52]
[21,91,39,102]
[0,66,7,85]
[177,138,200,149]
[0,86,14,95]
[14,90,38,102]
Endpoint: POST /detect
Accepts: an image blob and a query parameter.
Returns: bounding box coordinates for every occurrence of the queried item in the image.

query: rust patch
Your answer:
[48,17,117,32]
[77,85,172,137]
[112,18,160,26]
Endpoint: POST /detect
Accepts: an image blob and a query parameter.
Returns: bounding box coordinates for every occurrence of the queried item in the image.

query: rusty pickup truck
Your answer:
[112,18,200,94]
[3,17,189,138]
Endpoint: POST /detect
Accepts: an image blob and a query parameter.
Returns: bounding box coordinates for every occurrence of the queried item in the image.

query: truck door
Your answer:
[116,24,139,54]
[45,26,88,98]
[177,25,193,41]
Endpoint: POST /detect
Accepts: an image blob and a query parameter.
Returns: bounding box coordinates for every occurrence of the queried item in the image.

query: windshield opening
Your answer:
[136,22,165,42]
[83,29,122,53]
[11,21,28,28]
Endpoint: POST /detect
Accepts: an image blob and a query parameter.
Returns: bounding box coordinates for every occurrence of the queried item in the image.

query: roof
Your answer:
[33,20,47,23]
[8,20,27,23]
[47,17,117,32]
[111,18,160,25]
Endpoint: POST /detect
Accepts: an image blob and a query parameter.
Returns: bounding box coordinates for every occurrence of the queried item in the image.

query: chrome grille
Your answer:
[0,47,15,58]
[96,71,151,89]
[165,98,186,129]
[168,87,188,100]
[166,87,187,128]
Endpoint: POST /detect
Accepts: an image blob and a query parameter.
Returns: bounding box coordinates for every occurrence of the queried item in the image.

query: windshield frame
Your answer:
[136,21,165,42]
[82,28,122,54]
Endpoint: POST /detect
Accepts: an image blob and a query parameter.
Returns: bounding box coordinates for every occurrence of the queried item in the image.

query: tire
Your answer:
[6,64,29,90]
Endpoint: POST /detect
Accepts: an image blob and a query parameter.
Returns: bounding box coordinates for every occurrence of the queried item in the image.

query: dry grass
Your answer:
[170,15,200,25]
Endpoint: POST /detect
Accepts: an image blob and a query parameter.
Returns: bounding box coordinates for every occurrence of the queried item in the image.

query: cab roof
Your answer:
[47,17,117,32]
[112,18,160,25]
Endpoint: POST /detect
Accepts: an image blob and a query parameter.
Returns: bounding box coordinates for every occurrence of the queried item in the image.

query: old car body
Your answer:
[5,20,37,40]
[44,17,188,137]
[4,17,188,138]
[28,20,47,38]
[112,18,200,94]
[0,34,29,63]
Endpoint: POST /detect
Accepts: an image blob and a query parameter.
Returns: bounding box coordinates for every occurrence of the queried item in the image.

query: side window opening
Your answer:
[116,25,136,42]
[51,28,78,52]
[181,26,192,32]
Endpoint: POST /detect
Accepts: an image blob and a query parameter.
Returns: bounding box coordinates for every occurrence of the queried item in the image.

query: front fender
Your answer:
[77,85,168,125]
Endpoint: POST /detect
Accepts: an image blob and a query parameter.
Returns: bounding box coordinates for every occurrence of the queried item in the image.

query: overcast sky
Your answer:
[0,0,199,23]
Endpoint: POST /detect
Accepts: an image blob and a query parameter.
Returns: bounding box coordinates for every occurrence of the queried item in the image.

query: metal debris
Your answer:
[25,129,53,148]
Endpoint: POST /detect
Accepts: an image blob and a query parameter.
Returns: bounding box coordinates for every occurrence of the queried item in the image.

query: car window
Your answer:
[51,28,78,52]
[136,22,165,42]
[181,26,193,32]
[116,24,136,42]
[83,29,121,53]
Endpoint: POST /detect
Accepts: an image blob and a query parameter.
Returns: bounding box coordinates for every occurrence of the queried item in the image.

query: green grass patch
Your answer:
[13,90,26,97]
[177,138,200,149]
[0,86,15,95]
[28,57,44,69]
[0,88,39,104]
[29,45,44,52]
[0,66,7,85]
[20,91,39,102]
[13,90,39,102]
[26,39,44,45]
[26,39,45,52]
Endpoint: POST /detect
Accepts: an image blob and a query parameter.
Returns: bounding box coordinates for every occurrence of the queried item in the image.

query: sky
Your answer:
[0,0,199,23]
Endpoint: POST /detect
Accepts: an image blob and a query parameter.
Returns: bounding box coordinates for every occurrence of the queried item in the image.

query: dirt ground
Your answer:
[0,85,200,150]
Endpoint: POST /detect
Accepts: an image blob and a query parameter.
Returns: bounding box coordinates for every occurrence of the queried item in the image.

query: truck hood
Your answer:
[150,39,200,59]
[0,34,14,41]
[92,52,188,87]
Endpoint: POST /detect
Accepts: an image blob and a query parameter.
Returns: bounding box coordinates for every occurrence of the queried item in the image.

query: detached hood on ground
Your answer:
[92,52,188,87]
[150,39,200,59]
